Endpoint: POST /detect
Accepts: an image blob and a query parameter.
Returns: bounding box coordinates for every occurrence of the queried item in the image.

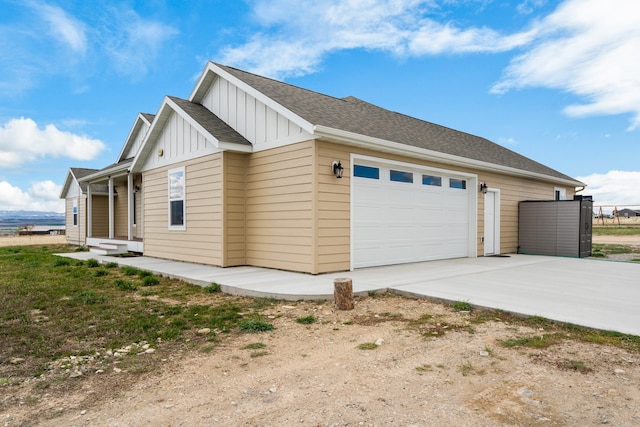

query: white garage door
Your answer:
[353,160,471,268]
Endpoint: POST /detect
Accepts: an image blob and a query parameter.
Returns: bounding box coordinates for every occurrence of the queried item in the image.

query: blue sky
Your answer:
[1,0,639,213]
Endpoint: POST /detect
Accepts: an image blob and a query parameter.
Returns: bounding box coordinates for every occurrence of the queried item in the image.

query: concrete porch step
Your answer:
[90,243,128,255]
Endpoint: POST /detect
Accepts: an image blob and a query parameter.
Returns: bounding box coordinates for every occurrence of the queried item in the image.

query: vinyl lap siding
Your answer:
[316,141,350,273]
[91,196,109,237]
[245,141,314,272]
[476,172,575,255]
[223,152,247,266]
[143,154,223,265]
[65,197,84,245]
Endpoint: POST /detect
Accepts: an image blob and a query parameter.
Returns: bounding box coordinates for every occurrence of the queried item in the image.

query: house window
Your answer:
[449,178,467,189]
[72,199,78,227]
[554,187,566,200]
[133,192,137,226]
[353,165,379,180]
[168,167,185,229]
[422,175,442,186]
[390,170,413,183]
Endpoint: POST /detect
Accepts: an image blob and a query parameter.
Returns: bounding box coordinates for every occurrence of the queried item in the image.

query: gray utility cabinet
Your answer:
[518,197,593,258]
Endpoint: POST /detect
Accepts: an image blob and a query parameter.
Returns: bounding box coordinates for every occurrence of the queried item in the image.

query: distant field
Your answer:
[592,226,640,236]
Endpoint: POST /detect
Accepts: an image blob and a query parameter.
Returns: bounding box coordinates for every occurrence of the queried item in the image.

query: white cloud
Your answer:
[222,0,640,130]
[0,180,64,212]
[576,171,640,208]
[492,0,640,129]
[219,0,533,79]
[104,9,179,79]
[37,2,88,54]
[0,117,106,168]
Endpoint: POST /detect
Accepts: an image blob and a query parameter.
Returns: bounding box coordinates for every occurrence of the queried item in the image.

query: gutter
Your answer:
[313,125,585,188]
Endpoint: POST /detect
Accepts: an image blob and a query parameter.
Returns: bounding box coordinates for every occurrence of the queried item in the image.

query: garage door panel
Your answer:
[353,162,471,269]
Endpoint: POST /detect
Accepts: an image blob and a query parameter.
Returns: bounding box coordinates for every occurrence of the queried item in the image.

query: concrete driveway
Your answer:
[60,252,640,336]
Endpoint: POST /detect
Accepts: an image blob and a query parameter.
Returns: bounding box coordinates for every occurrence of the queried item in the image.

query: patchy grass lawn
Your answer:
[591,243,640,258]
[592,226,640,236]
[0,245,273,382]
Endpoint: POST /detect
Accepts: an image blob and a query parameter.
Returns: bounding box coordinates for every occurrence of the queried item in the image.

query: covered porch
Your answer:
[81,159,144,253]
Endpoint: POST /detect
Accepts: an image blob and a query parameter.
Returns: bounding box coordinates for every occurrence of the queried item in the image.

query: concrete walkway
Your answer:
[60,252,640,336]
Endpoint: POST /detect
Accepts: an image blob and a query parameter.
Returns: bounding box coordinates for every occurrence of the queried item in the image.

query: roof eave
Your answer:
[314,125,585,188]
[81,160,133,183]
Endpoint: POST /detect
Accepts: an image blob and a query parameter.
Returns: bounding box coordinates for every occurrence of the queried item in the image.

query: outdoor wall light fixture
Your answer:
[134,185,141,193]
[332,160,344,178]
[480,182,488,194]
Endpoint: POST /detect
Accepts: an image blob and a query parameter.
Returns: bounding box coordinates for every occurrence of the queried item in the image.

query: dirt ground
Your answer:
[1,235,639,426]
[0,235,67,247]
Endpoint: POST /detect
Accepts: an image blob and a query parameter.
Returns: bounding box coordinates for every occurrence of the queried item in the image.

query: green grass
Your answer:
[591,243,640,258]
[204,283,221,293]
[592,226,640,236]
[296,314,317,324]
[238,317,274,333]
[242,342,266,350]
[452,301,473,311]
[357,342,378,350]
[0,244,266,382]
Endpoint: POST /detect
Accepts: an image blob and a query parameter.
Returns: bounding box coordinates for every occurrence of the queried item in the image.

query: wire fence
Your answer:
[593,205,640,226]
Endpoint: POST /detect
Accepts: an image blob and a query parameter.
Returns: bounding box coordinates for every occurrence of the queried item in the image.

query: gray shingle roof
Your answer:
[214,63,579,183]
[70,168,108,194]
[141,113,155,123]
[169,96,251,146]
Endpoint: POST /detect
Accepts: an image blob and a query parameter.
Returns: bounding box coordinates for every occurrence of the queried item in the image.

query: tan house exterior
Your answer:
[62,62,584,274]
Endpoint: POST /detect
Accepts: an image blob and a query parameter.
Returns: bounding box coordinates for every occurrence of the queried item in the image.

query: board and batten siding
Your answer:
[245,140,315,272]
[200,77,312,150]
[141,110,218,172]
[143,154,224,265]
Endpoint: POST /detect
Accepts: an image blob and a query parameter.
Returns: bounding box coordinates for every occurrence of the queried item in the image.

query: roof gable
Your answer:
[59,167,103,198]
[117,113,154,162]
[131,96,251,173]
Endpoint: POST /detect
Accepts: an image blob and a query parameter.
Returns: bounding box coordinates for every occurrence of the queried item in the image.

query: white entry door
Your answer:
[352,160,474,269]
[483,190,500,255]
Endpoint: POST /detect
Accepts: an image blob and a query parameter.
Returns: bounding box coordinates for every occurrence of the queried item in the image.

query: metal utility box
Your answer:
[518,197,593,258]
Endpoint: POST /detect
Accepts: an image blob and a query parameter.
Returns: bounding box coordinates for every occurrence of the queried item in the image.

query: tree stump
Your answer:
[334,278,354,310]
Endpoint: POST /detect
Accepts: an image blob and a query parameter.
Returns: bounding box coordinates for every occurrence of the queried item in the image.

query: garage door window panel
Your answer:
[422,175,442,186]
[390,170,413,183]
[449,178,467,189]
[354,165,379,179]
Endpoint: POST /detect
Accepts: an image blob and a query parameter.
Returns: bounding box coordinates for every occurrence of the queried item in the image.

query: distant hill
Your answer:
[0,210,65,229]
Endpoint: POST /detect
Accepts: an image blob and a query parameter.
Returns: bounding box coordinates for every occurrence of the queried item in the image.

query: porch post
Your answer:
[108,176,114,239]
[127,173,133,241]
[87,184,93,238]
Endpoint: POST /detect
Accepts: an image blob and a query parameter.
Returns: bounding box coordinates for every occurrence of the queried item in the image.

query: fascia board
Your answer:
[191,62,316,135]
[116,113,152,163]
[189,62,217,103]
[314,125,585,188]
[81,161,132,183]
[131,98,173,173]
[59,170,74,199]
[218,142,253,153]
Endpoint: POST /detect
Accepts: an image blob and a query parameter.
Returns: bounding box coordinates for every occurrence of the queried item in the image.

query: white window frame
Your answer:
[168,167,186,230]
[554,187,566,200]
[72,198,78,227]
